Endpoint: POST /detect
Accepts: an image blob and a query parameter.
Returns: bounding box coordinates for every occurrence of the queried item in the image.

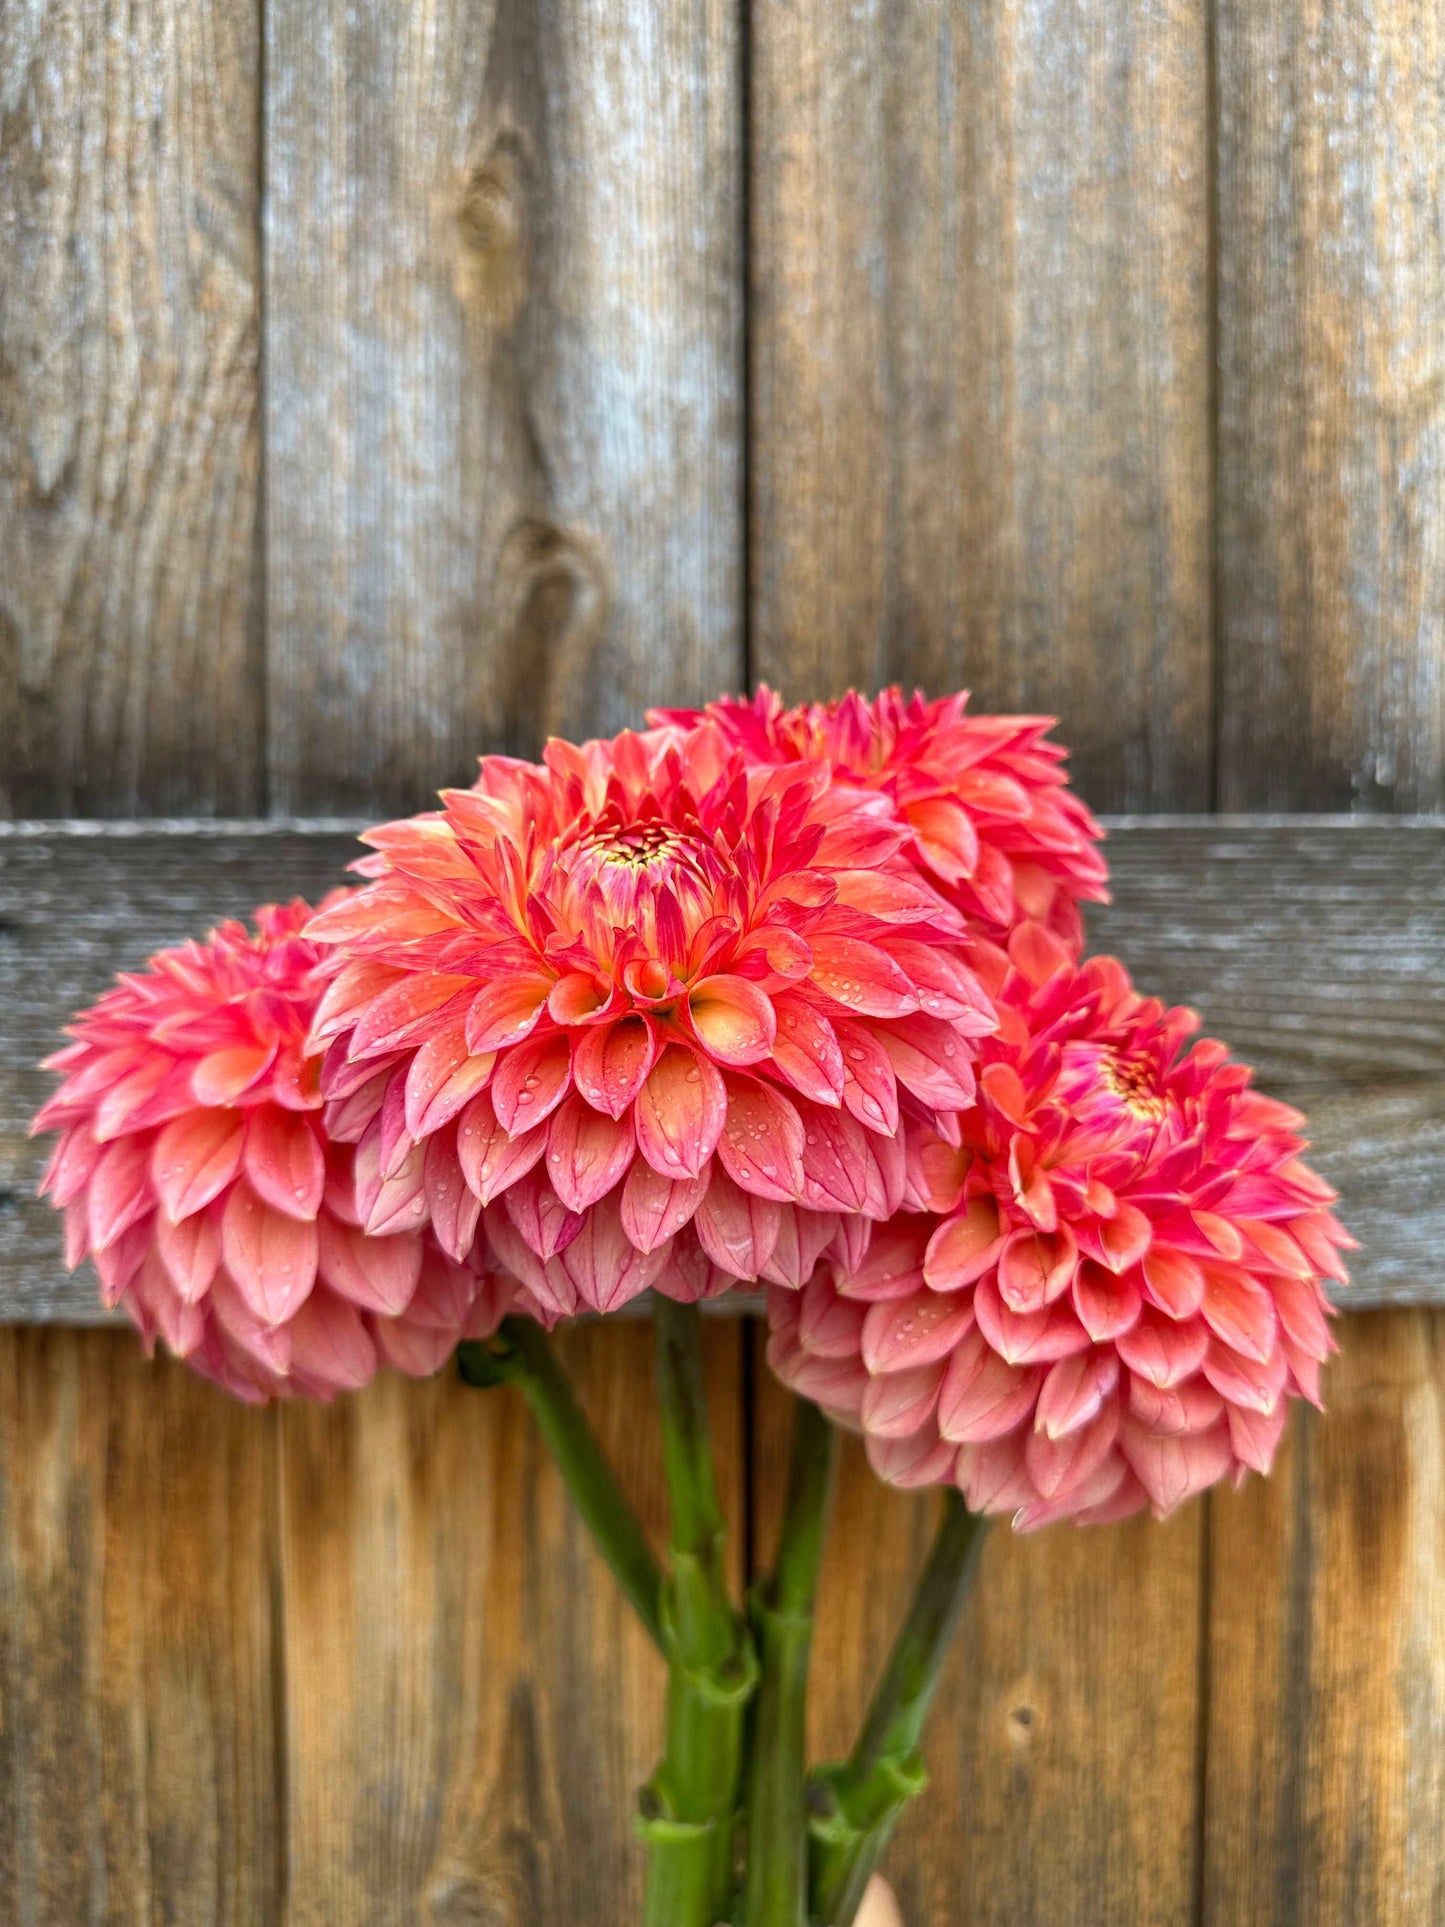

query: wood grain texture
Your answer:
[278,1318,741,1924]
[263,0,742,816]
[1203,1309,1445,1925]
[5,817,1438,1318]
[0,1330,279,1924]
[1216,2,1445,811]
[751,1339,1204,1927]
[748,0,1212,811]
[0,0,262,817]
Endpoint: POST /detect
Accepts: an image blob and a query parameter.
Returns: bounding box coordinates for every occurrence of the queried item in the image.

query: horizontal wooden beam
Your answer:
[3,818,1439,1321]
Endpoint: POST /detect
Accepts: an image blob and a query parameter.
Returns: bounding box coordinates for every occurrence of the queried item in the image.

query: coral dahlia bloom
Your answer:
[766,932,1354,1529]
[34,901,514,1402]
[652,686,1109,953]
[305,726,996,1319]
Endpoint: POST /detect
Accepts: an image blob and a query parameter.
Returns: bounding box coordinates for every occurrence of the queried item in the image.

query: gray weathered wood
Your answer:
[0,0,263,817]
[748,0,1213,812]
[4,817,1438,1320]
[1216,2,1445,811]
[263,0,743,816]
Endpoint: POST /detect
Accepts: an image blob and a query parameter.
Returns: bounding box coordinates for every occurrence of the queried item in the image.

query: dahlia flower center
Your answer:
[1054,1040,1181,1156]
[554,819,722,949]
[1099,1049,1172,1123]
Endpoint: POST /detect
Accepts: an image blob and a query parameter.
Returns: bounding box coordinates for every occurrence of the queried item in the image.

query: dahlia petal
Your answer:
[1035,1348,1120,1440]
[138,1252,208,1359]
[1071,1259,1143,1342]
[1076,1201,1152,1274]
[1072,1470,1150,1527]
[403,1021,496,1139]
[808,937,920,1019]
[833,1018,901,1135]
[243,1106,326,1222]
[456,1092,547,1205]
[884,940,995,1027]
[874,1014,977,1111]
[862,1291,976,1374]
[95,1220,151,1305]
[1271,1272,1334,1360]
[694,1172,782,1280]
[424,1127,483,1262]
[798,1274,868,1359]
[866,1426,959,1489]
[152,1109,245,1222]
[316,1214,423,1315]
[349,973,473,1059]
[767,1326,868,1418]
[1116,1309,1209,1389]
[839,1218,929,1300]
[309,958,407,1050]
[64,1197,91,1270]
[1120,1416,1233,1517]
[1238,1219,1314,1279]
[770,997,846,1105]
[41,1121,101,1208]
[373,1316,460,1379]
[482,1205,566,1308]
[191,1041,277,1107]
[1127,1372,1224,1436]
[1200,1265,1279,1363]
[87,1136,155,1252]
[155,1207,221,1304]
[687,975,777,1067]
[1201,1338,1288,1414]
[1140,1248,1206,1319]
[1014,1449,1128,1532]
[571,1016,657,1119]
[653,1233,734,1304]
[938,1329,1043,1443]
[503,1168,584,1261]
[92,1055,176,1142]
[924,1200,1004,1293]
[1227,1398,1289,1475]
[712,1080,807,1205]
[555,1195,667,1314]
[997,1225,1079,1313]
[955,1431,1036,1513]
[798,1104,873,1213]
[906,1129,970,1214]
[287,1290,378,1392]
[546,1096,635,1212]
[635,1046,727,1181]
[1024,1397,1120,1502]
[974,1274,1090,1365]
[220,1182,319,1326]
[759,1204,840,1289]
[906,796,980,883]
[356,1132,428,1238]
[547,972,613,1026]
[323,1063,394,1143]
[861,1360,945,1438]
[619,1163,708,1253]
[1191,1210,1245,1261]
[465,977,552,1054]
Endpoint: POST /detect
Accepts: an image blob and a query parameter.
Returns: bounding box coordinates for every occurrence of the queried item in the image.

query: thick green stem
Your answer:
[457,1319,665,1652]
[808,1492,988,1926]
[640,1298,758,1927]
[744,1396,838,1927]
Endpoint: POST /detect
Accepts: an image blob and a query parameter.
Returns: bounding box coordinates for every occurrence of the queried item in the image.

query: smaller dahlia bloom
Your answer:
[33,901,515,1402]
[652,685,1109,953]
[766,934,1354,1529]
[306,726,996,1320]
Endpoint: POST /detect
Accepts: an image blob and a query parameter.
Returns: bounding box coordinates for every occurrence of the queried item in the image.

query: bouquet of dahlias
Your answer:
[34,689,1352,1927]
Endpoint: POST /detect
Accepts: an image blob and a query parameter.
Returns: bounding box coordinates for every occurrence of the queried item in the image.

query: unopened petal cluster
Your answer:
[767,936,1353,1527]
[306,726,996,1318]
[35,901,513,1400]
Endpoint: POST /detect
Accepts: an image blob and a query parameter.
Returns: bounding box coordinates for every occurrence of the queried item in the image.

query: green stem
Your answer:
[640,1298,759,1927]
[457,1318,666,1652]
[744,1395,838,1927]
[808,1492,988,1926]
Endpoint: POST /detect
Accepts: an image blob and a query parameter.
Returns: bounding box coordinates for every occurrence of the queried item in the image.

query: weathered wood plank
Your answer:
[0,0,263,817]
[1216,3,1445,812]
[751,1341,1204,1926]
[263,0,742,816]
[4,818,1436,1319]
[278,1318,740,1923]
[0,1330,279,1923]
[748,0,1212,811]
[1203,1308,1445,1925]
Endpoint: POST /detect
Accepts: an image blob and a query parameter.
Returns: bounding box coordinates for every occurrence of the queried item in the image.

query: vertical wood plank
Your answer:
[278,1319,742,1924]
[0,0,263,817]
[1216,3,1445,811]
[264,0,743,816]
[1204,1309,1445,1926]
[748,0,1212,811]
[0,1332,280,1923]
[751,1345,1204,1926]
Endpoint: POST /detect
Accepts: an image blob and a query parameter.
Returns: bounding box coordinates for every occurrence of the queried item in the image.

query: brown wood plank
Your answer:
[0,0,263,817]
[1216,4,1445,811]
[1204,1308,1445,1925]
[751,1339,1204,1926]
[262,0,742,816]
[0,1330,279,1923]
[277,1317,741,1923]
[748,0,1213,811]
[5,817,1436,1319]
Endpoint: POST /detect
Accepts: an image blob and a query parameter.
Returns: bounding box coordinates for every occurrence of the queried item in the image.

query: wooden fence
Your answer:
[2,1,1443,1921]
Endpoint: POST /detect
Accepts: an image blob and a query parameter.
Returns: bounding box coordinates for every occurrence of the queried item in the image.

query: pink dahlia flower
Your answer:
[652,685,1109,953]
[305,725,996,1319]
[766,931,1354,1529]
[34,901,515,1402]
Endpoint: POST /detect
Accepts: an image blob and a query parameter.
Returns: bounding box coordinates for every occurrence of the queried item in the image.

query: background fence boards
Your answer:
[2,0,1444,1920]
